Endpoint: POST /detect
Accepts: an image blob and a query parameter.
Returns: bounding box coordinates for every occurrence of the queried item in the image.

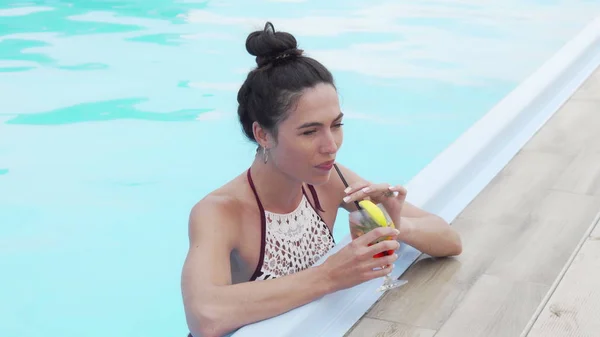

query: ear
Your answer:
[252,121,272,148]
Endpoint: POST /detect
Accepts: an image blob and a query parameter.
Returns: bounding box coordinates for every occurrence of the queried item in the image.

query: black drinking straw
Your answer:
[333,164,363,211]
[335,164,392,259]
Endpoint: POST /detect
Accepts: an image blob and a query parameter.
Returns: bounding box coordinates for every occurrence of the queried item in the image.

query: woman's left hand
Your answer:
[342,181,408,227]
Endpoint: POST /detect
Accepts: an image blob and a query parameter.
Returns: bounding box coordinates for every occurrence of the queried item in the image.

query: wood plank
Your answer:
[433,275,548,337]
[367,151,583,329]
[458,150,573,224]
[592,220,600,238]
[553,149,600,196]
[484,191,600,285]
[522,99,600,156]
[366,217,523,329]
[525,239,600,337]
[344,318,436,337]
[370,192,599,334]
[571,66,600,100]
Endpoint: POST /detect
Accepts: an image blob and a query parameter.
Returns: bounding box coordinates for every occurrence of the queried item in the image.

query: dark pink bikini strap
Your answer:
[246,168,266,282]
[305,184,325,213]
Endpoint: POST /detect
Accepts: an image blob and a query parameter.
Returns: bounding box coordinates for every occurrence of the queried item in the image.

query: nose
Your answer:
[320,130,339,154]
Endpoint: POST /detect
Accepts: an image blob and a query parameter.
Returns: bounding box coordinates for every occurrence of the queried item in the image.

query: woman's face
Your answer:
[268,82,344,186]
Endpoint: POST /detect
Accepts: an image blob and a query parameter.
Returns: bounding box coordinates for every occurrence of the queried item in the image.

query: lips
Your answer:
[316,160,335,170]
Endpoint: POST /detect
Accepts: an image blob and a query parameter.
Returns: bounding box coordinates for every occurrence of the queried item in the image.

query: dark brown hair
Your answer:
[236,22,336,143]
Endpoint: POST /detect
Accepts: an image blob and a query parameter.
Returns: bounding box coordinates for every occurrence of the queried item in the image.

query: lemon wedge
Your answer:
[358,200,388,228]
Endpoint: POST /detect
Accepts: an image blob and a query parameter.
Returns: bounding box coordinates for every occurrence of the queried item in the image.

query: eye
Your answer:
[302,130,317,136]
[333,122,344,128]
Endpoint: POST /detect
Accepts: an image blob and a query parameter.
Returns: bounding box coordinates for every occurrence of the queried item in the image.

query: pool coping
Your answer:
[230,14,600,337]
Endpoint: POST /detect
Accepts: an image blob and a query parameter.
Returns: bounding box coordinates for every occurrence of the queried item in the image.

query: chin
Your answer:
[306,169,332,186]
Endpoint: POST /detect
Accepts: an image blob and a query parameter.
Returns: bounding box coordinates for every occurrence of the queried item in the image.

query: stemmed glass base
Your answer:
[377,275,408,292]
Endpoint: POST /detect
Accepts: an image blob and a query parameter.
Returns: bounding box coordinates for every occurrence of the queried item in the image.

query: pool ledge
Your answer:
[230,14,600,337]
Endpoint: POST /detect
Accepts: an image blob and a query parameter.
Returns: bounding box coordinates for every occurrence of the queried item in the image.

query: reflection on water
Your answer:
[4,98,211,124]
[1,1,600,337]
[125,32,185,45]
[57,62,109,70]
[0,5,145,37]
[0,39,54,65]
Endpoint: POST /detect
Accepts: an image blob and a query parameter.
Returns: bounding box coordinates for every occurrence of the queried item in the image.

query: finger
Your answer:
[366,252,398,269]
[367,238,400,256]
[343,181,370,195]
[344,183,390,203]
[368,263,395,279]
[389,185,407,202]
[355,227,399,246]
[360,183,391,196]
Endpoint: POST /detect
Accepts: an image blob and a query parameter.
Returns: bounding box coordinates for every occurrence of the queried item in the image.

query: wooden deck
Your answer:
[522,212,600,337]
[345,65,600,337]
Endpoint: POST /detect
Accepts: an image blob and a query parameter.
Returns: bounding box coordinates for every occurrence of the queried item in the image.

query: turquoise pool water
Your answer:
[1,1,600,336]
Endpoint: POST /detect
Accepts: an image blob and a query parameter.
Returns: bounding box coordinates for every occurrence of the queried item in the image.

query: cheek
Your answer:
[276,137,314,164]
[273,138,301,160]
[294,139,316,161]
[334,129,344,149]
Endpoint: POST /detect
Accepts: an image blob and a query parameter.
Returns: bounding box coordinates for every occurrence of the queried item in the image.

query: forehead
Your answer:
[286,83,340,123]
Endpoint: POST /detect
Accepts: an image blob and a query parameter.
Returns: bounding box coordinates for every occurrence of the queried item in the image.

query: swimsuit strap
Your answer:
[246,168,267,281]
[305,184,325,213]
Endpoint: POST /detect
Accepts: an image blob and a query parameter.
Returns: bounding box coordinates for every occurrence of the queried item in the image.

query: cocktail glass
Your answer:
[349,203,408,292]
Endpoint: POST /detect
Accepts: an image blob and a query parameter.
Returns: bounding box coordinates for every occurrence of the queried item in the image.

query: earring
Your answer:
[262,146,269,164]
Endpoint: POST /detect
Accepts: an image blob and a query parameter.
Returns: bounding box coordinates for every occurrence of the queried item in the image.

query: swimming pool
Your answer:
[2,1,600,337]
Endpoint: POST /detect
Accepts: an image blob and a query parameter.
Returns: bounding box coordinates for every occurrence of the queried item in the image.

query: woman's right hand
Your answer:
[321,227,401,291]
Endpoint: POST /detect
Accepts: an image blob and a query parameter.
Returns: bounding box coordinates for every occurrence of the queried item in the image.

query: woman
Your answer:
[181,22,462,337]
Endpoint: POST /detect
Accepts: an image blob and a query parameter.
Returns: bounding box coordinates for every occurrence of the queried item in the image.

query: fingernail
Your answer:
[388,186,395,190]
[344,187,351,193]
[361,187,371,193]
[343,196,350,203]
[393,229,400,235]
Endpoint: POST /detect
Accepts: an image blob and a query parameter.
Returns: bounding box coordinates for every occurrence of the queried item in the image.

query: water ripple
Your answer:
[4,98,212,125]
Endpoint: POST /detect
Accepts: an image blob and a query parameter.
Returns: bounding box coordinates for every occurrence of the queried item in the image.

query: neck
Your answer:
[249,156,304,214]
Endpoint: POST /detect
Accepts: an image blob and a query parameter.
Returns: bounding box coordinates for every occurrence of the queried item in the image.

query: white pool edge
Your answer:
[231,15,600,337]
[407,15,600,224]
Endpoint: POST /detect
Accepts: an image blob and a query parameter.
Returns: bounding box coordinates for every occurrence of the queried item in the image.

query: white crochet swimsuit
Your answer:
[246,168,335,281]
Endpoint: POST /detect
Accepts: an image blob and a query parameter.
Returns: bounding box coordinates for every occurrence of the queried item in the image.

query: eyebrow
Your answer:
[297,112,344,129]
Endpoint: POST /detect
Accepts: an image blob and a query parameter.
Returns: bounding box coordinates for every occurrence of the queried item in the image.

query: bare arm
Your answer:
[395,214,462,257]
[181,194,404,337]
[332,163,462,257]
[181,198,333,337]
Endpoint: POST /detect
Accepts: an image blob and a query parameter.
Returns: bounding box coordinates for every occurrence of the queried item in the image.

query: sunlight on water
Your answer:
[1,1,600,336]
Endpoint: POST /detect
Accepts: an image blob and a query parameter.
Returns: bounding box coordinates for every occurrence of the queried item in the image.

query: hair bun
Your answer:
[246,22,303,67]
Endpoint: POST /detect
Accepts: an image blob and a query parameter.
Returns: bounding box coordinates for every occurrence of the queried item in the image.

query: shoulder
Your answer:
[189,194,241,225]
[187,179,247,247]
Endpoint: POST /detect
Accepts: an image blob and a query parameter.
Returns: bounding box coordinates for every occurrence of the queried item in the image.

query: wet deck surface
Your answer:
[346,66,600,337]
